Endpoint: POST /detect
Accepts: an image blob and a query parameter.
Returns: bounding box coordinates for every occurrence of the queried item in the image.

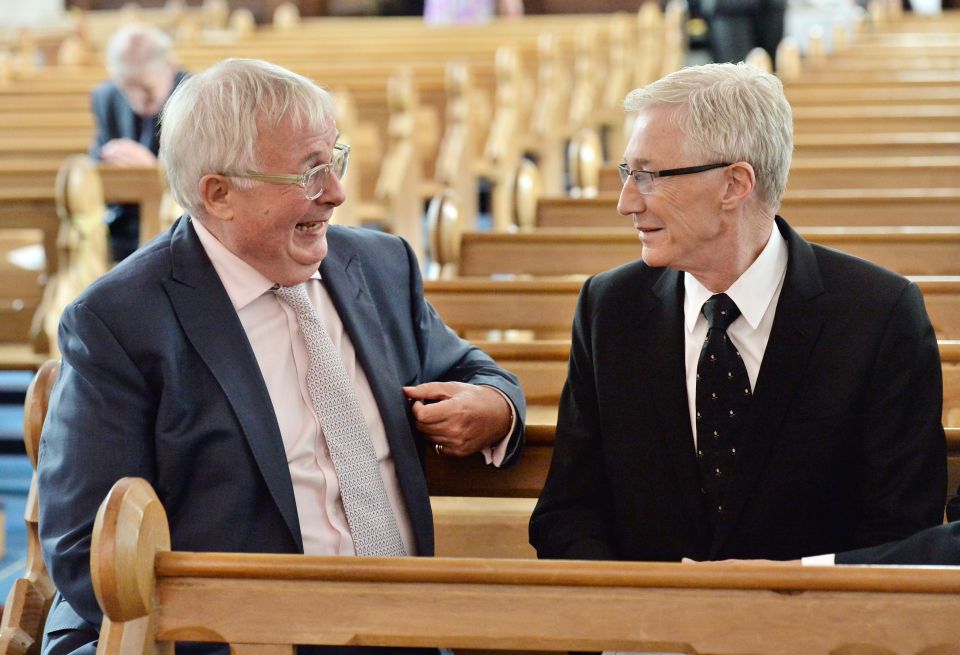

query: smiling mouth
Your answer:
[295,220,325,233]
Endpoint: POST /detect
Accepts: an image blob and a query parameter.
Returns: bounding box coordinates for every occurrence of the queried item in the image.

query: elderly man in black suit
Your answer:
[529,63,946,564]
[90,24,187,261]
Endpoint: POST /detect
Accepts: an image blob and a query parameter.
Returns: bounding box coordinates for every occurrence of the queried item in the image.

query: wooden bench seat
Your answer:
[458,227,960,279]
[792,132,960,158]
[533,193,960,229]
[0,228,45,344]
[592,157,960,195]
[0,188,59,278]
[474,339,960,428]
[0,165,163,265]
[786,86,960,106]
[427,429,960,560]
[87,474,960,655]
[0,167,170,250]
[791,104,960,133]
[782,70,960,88]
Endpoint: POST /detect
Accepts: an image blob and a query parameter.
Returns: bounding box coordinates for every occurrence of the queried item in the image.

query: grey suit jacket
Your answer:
[38,217,525,655]
[836,491,960,565]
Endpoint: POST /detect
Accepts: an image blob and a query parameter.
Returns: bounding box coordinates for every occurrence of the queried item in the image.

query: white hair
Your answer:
[159,59,336,218]
[624,62,793,209]
[105,25,173,79]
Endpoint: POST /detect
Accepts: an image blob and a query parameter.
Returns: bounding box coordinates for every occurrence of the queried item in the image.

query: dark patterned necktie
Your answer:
[273,283,406,556]
[695,293,752,527]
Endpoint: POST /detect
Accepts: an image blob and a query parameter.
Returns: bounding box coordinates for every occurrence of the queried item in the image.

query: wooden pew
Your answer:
[469,339,960,429]
[0,9,665,232]
[0,359,59,655]
[532,191,960,229]
[0,163,167,247]
[792,132,960,158]
[590,157,960,196]
[90,475,960,655]
[786,86,960,106]
[428,428,960,560]
[442,228,960,337]
[0,228,45,345]
[457,227,960,278]
[425,278,582,335]
[791,104,960,133]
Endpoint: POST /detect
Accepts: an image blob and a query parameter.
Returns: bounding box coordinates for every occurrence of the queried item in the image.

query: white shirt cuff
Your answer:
[801,553,836,566]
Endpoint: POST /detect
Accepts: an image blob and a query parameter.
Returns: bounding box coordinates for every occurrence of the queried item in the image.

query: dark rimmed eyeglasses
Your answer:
[226,142,350,200]
[618,162,731,194]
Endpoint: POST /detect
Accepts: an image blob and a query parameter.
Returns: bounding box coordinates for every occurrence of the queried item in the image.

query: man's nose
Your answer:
[318,172,346,207]
[617,181,644,216]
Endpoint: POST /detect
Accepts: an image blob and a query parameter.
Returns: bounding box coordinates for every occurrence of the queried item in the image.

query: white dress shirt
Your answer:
[683,222,788,447]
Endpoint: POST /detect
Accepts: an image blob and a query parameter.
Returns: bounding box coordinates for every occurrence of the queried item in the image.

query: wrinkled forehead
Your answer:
[624,105,690,165]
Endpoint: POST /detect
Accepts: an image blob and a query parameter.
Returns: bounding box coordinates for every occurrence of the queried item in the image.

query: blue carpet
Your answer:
[0,371,32,405]
[0,456,30,607]
[0,366,32,606]
[0,371,27,456]
[0,404,24,440]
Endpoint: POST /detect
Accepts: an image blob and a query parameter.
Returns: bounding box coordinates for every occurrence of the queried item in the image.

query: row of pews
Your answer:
[3,2,960,654]
[0,0,689,356]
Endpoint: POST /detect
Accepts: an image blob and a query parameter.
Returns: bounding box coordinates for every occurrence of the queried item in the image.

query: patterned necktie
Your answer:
[272,283,406,556]
[695,293,752,526]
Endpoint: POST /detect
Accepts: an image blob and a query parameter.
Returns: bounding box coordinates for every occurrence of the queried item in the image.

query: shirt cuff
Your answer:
[801,553,835,566]
[479,385,517,468]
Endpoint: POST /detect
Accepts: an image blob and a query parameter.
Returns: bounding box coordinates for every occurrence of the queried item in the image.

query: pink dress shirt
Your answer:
[192,219,510,556]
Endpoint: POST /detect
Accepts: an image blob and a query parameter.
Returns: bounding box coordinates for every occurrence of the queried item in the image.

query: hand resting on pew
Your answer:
[404,381,514,459]
[99,138,158,166]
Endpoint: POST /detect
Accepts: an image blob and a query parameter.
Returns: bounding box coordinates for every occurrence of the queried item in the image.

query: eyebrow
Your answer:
[299,132,342,168]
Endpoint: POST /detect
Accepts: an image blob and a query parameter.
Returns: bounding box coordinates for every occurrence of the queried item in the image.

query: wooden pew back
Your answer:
[0,359,60,655]
[457,226,960,279]
[90,476,960,655]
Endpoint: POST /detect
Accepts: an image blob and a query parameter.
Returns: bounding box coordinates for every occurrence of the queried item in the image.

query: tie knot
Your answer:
[272,283,313,316]
[701,293,741,330]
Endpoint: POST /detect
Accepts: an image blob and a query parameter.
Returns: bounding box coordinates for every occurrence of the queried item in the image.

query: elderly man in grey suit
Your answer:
[39,58,525,655]
[90,25,187,261]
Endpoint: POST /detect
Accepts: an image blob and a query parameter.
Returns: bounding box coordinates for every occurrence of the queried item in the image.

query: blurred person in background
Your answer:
[90,24,187,262]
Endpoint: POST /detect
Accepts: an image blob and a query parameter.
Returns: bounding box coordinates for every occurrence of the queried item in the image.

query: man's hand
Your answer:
[100,138,159,166]
[403,382,512,457]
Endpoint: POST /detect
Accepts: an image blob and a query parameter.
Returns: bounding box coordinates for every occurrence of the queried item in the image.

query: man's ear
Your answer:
[198,174,234,221]
[719,161,756,210]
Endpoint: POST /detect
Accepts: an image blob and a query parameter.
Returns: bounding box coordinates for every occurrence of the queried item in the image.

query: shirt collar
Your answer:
[191,217,321,312]
[684,222,788,333]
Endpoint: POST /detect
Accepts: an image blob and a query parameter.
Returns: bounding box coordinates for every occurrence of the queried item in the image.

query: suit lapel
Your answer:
[643,269,708,536]
[710,218,825,556]
[161,218,303,551]
[320,231,434,555]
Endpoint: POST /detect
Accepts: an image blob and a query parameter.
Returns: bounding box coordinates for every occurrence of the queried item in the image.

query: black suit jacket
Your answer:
[38,218,525,655]
[530,217,946,562]
[89,70,188,260]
